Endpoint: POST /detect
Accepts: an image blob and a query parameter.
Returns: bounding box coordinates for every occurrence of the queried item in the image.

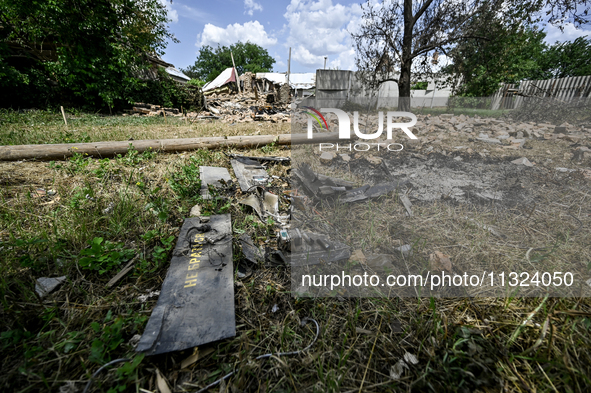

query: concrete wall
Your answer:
[312,69,452,109]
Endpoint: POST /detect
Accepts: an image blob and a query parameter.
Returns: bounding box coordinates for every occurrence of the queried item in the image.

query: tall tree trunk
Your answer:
[398,0,413,111]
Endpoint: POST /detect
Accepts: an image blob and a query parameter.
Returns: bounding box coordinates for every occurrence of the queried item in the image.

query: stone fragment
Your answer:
[511,157,533,167]
[319,152,336,164]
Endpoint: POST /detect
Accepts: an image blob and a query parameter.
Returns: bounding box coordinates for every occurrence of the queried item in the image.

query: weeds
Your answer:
[78,237,135,274]
[1,109,590,392]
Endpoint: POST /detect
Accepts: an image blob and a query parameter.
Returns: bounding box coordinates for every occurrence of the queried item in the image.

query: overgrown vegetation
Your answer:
[1,110,590,392]
[0,0,194,111]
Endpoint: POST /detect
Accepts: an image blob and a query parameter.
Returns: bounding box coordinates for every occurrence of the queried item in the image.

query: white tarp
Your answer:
[203,67,238,92]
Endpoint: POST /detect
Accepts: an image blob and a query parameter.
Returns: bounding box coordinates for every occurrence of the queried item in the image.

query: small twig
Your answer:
[359,317,382,393]
[106,255,139,288]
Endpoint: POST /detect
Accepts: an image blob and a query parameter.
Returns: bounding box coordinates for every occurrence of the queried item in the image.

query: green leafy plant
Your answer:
[79,237,135,274]
[116,145,157,167]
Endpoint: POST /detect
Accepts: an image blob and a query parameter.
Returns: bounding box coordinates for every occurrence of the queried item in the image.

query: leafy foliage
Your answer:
[446,25,547,97]
[0,0,175,109]
[79,237,135,274]
[531,35,591,79]
[182,41,275,82]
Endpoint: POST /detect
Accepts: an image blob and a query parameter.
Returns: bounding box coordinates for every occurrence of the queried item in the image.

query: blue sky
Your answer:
[159,0,591,75]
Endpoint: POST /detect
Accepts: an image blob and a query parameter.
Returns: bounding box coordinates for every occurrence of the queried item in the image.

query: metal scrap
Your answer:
[278,228,351,266]
[231,157,269,192]
[199,166,231,199]
[137,215,235,355]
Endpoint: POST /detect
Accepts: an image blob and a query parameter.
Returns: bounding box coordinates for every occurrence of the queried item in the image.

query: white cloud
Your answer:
[544,22,591,44]
[158,0,178,23]
[244,0,263,16]
[197,21,277,48]
[283,0,362,69]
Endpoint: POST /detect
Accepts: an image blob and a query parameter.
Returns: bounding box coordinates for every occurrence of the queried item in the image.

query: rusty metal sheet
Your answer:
[137,214,235,355]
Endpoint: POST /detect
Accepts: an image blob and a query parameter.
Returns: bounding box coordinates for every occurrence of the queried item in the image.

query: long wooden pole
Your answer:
[230,51,241,94]
[0,132,348,161]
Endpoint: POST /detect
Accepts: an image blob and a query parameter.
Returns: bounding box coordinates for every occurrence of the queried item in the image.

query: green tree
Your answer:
[182,41,275,82]
[531,36,591,79]
[0,0,175,109]
[446,22,547,97]
[351,0,590,110]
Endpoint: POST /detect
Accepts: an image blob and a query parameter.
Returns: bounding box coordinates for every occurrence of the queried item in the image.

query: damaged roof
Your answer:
[203,67,238,92]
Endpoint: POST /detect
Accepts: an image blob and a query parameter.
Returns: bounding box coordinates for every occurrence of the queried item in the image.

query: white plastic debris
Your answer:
[35,276,67,298]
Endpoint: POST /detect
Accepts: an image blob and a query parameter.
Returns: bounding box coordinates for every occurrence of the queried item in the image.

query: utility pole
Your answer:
[323,56,327,70]
[287,47,291,86]
[230,51,241,94]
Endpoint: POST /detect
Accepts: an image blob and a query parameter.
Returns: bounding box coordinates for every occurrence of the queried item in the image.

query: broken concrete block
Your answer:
[137,215,235,355]
[511,157,533,167]
[573,146,591,161]
[340,154,351,162]
[319,152,336,164]
[554,126,567,134]
[35,276,66,298]
[476,137,501,144]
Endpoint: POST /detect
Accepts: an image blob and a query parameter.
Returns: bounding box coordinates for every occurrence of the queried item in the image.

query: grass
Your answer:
[0,108,290,146]
[1,109,590,392]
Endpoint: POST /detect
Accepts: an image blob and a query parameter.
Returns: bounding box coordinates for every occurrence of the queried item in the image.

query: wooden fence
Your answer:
[490,75,591,110]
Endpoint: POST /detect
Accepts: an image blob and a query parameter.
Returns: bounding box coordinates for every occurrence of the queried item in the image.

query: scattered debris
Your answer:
[319,151,336,164]
[35,276,66,298]
[395,244,412,258]
[238,187,280,223]
[399,194,413,216]
[429,251,453,272]
[137,291,160,303]
[511,157,534,167]
[349,249,367,264]
[189,204,201,217]
[127,103,183,117]
[106,255,139,288]
[231,157,269,191]
[390,352,419,380]
[137,215,235,355]
[365,254,395,272]
[239,234,265,264]
[279,228,351,266]
[199,166,231,199]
